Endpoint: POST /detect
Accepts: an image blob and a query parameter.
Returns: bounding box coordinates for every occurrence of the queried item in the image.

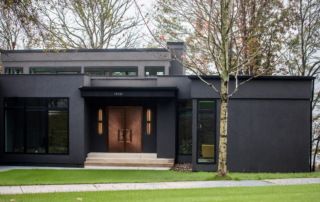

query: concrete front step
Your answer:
[85,158,174,164]
[84,162,173,168]
[87,153,157,159]
[85,152,174,168]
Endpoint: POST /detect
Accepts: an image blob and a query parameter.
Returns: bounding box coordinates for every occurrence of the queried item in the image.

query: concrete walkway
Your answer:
[0,178,319,195]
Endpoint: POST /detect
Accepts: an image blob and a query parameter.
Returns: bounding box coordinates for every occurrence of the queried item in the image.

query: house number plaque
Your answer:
[114,92,123,96]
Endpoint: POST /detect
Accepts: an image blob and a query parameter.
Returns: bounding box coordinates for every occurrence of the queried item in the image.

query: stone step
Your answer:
[84,162,174,168]
[87,153,157,159]
[85,158,174,164]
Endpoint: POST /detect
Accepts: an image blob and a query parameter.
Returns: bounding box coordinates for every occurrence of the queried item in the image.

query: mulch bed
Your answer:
[170,163,192,172]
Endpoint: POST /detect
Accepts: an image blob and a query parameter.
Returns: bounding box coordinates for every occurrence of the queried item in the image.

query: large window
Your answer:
[178,100,193,154]
[84,66,138,76]
[112,67,137,76]
[30,67,80,74]
[84,67,110,75]
[5,67,23,74]
[197,100,216,164]
[4,98,69,154]
[145,66,164,76]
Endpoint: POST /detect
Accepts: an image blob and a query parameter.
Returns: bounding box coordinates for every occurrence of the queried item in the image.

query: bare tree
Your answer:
[312,119,320,171]
[282,0,320,171]
[0,5,22,50]
[36,0,142,49]
[135,0,286,177]
[284,0,320,76]
[0,0,49,52]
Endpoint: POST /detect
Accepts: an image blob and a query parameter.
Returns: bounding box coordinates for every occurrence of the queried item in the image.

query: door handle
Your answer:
[125,129,132,143]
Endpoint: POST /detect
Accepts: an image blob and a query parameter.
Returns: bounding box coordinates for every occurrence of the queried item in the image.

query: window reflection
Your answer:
[5,67,23,74]
[197,113,215,163]
[112,67,137,76]
[48,111,68,153]
[26,110,46,153]
[5,110,24,153]
[145,67,164,76]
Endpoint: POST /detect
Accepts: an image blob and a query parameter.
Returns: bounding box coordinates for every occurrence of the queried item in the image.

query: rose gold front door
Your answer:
[107,107,142,152]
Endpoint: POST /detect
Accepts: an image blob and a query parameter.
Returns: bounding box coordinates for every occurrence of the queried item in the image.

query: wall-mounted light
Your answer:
[147,109,151,135]
[98,109,102,135]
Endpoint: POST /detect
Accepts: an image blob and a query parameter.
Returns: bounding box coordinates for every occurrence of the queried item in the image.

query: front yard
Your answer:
[0,184,319,202]
[0,169,319,186]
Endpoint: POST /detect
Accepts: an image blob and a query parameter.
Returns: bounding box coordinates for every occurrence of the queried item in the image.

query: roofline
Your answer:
[2,48,168,54]
[79,86,178,91]
[188,75,316,80]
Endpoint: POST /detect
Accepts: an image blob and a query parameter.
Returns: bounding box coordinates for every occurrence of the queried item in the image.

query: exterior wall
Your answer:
[227,99,310,172]
[91,78,157,87]
[157,76,191,99]
[1,50,171,77]
[157,76,192,163]
[167,42,186,75]
[157,98,176,158]
[190,78,312,172]
[0,74,88,166]
[191,77,312,99]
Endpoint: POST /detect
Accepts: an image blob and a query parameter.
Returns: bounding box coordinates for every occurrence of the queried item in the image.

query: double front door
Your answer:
[107,107,142,152]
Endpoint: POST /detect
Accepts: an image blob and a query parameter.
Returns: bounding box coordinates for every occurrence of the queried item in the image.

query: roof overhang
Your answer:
[188,75,315,80]
[79,86,178,98]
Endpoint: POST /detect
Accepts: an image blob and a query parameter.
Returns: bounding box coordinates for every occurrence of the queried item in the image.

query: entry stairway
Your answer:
[84,153,174,169]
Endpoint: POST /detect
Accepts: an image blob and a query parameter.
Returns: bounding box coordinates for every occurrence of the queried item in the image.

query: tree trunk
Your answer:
[217,81,229,177]
[313,138,320,171]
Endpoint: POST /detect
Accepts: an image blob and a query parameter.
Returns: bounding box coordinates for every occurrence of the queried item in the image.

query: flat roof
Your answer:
[188,75,315,80]
[3,48,168,53]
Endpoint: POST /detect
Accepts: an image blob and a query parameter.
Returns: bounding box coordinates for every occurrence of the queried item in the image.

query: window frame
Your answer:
[4,97,69,155]
[196,99,217,164]
[111,66,138,77]
[178,99,193,155]
[5,67,23,74]
[144,66,165,77]
[29,67,81,74]
[84,66,111,76]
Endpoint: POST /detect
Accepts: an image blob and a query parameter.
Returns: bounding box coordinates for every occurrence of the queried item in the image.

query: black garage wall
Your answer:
[227,99,310,172]
[190,77,313,172]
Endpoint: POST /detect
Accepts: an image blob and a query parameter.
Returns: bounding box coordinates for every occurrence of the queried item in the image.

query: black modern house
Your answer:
[0,42,314,172]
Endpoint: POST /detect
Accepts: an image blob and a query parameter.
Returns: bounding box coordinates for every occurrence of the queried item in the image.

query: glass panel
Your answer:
[197,113,215,163]
[56,67,81,74]
[26,98,46,107]
[85,71,101,75]
[48,99,68,108]
[5,98,24,107]
[84,67,110,75]
[5,68,23,74]
[179,100,193,109]
[48,111,68,153]
[145,67,164,76]
[178,111,192,154]
[199,100,215,110]
[26,110,46,153]
[30,68,55,74]
[5,110,24,153]
[112,67,137,76]
[104,71,110,75]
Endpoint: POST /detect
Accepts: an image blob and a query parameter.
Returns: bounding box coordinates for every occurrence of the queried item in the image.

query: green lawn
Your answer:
[0,169,319,186]
[0,184,320,202]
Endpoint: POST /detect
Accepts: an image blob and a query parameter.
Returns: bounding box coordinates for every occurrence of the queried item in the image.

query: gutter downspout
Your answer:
[311,79,315,172]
